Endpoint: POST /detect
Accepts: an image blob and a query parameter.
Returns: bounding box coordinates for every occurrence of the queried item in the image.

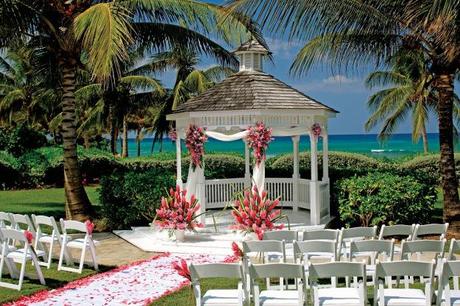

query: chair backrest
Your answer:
[448,239,460,260]
[293,240,337,261]
[438,259,460,298]
[350,239,394,261]
[190,263,243,281]
[302,229,339,241]
[309,262,366,280]
[249,263,304,279]
[378,224,415,240]
[341,226,377,240]
[375,260,435,279]
[242,240,285,255]
[10,214,35,232]
[60,219,88,234]
[262,230,297,242]
[0,228,29,244]
[413,223,448,240]
[401,239,446,260]
[33,215,61,237]
[0,212,13,227]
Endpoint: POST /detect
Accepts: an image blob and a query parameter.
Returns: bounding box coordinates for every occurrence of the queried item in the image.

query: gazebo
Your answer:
[167,39,338,226]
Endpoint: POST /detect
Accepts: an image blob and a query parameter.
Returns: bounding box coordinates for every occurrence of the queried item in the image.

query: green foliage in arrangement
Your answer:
[0,126,48,157]
[99,169,175,229]
[338,173,436,227]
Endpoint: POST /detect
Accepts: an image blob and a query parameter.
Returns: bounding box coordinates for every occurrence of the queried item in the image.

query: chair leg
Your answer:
[17,255,27,291]
[78,246,87,273]
[46,239,54,269]
[30,250,46,285]
[89,241,98,271]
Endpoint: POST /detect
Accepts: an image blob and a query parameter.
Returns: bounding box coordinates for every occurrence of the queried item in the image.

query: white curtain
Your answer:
[252,159,265,193]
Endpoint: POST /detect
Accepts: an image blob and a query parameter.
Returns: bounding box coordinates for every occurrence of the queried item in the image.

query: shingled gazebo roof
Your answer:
[234,39,271,55]
[174,70,338,114]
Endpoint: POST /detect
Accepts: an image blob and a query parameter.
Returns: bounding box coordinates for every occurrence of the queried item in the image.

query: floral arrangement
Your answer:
[172,259,191,281]
[85,220,95,236]
[154,185,204,233]
[230,186,284,240]
[246,122,272,166]
[311,123,322,139]
[168,128,177,141]
[185,125,207,169]
[231,242,244,260]
[24,230,34,244]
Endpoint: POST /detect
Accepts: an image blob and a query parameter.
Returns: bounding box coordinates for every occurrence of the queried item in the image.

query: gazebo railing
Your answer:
[265,178,294,206]
[204,178,246,209]
[298,179,310,209]
[319,181,330,219]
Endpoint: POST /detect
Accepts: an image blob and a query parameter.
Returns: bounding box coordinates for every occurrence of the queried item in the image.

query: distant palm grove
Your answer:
[1,0,460,236]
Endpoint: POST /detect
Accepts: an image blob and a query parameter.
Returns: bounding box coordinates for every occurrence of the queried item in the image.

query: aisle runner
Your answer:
[7,253,232,306]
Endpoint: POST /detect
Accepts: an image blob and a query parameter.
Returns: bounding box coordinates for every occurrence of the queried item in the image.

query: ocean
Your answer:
[119,133,460,159]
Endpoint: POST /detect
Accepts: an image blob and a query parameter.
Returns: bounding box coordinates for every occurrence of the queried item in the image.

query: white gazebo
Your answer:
[167,39,338,226]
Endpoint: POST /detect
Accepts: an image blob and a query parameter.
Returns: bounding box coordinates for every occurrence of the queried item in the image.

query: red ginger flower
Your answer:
[231,242,244,259]
[24,230,34,244]
[172,259,191,281]
[85,220,95,235]
[246,122,272,166]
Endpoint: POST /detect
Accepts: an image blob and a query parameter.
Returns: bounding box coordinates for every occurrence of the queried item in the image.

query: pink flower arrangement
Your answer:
[85,220,95,236]
[230,186,284,240]
[246,122,272,166]
[312,123,322,139]
[172,259,191,281]
[185,125,207,169]
[168,128,177,141]
[24,230,34,244]
[155,185,204,232]
[231,242,244,259]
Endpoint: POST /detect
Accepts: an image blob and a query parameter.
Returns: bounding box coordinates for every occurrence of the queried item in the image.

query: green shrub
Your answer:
[3,125,48,157]
[99,168,175,229]
[338,173,436,227]
[0,151,21,189]
[204,154,245,179]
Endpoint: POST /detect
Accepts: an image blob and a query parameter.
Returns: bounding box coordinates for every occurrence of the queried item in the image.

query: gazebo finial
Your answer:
[234,38,270,72]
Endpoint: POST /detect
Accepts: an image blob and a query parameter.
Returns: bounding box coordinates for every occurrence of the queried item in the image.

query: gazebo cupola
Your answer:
[234,39,271,72]
[167,39,338,226]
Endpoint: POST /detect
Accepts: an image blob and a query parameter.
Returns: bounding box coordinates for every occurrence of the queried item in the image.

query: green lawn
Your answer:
[0,187,99,219]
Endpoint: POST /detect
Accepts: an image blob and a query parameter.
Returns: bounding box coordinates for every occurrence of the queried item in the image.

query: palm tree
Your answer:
[0,47,60,131]
[230,0,460,235]
[0,0,258,220]
[365,49,435,153]
[147,47,236,152]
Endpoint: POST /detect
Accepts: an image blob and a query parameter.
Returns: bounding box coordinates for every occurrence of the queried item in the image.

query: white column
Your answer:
[322,133,329,182]
[309,132,320,225]
[176,133,182,187]
[197,158,206,225]
[292,136,300,212]
[244,139,251,188]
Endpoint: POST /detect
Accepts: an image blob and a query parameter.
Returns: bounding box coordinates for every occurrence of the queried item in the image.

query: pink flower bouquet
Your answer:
[246,122,272,166]
[312,123,322,139]
[154,185,204,234]
[230,186,284,240]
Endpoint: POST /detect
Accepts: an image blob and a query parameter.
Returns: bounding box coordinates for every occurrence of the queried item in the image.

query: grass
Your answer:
[0,262,111,304]
[0,187,99,219]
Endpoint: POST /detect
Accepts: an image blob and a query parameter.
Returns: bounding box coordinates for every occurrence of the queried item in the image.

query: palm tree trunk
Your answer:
[151,138,155,154]
[137,128,141,157]
[59,58,93,221]
[83,135,90,149]
[109,106,118,155]
[421,124,429,153]
[122,115,128,158]
[435,72,460,237]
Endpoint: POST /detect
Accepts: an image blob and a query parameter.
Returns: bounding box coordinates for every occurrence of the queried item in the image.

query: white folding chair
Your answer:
[249,263,305,306]
[413,223,449,240]
[0,228,45,291]
[378,224,415,256]
[309,261,367,306]
[302,229,340,241]
[190,263,245,306]
[0,212,13,228]
[32,215,71,269]
[9,214,46,261]
[448,239,460,260]
[374,260,435,306]
[339,226,378,260]
[58,219,98,273]
[350,239,394,285]
[294,240,337,288]
[401,239,446,281]
[436,259,460,306]
[263,230,298,260]
[243,240,286,293]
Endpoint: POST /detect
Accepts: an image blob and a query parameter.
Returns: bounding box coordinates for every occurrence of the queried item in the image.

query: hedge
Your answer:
[0,151,22,189]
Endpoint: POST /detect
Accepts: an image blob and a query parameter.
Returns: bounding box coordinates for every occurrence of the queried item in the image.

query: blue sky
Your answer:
[157,0,440,135]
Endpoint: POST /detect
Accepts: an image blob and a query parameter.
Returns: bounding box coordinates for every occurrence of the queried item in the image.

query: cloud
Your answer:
[322,75,356,85]
[294,75,367,93]
[266,37,303,59]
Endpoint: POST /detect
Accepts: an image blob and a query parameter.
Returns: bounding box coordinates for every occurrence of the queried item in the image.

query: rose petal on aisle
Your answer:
[6,253,231,306]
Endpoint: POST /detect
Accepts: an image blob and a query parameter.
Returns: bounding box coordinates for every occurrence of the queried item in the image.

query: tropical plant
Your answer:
[0,0,259,220]
[230,0,460,235]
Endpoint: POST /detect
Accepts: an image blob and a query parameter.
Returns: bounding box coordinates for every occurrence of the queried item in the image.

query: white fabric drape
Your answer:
[253,159,265,193]
[206,130,249,141]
